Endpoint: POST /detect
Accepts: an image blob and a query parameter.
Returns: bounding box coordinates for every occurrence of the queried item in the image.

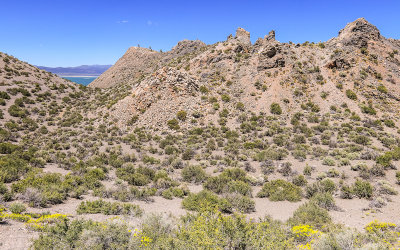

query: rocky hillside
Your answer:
[90,40,206,88]
[1,18,400,249]
[90,18,400,131]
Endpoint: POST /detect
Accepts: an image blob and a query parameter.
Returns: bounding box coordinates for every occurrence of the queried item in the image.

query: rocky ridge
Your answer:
[90,18,400,131]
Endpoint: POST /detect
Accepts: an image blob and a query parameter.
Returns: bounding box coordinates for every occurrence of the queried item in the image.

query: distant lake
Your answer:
[63,76,97,86]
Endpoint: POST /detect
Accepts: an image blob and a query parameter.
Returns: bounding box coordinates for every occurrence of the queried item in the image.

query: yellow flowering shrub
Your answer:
[292,224,322,249]
[364,220,400,247]
[0,210,67,231]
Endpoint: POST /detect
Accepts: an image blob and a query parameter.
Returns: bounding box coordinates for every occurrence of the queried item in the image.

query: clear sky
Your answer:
[1,0,399,67]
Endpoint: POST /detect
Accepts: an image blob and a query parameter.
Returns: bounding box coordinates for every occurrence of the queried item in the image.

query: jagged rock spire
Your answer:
[235,27,251,45]
[336,18,381,48]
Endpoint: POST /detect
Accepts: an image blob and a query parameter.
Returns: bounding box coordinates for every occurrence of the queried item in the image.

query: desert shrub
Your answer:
[32,219,134,249]
[182,190,232,213]
[116,165,155,186]
[369,165,385,177]
[384,119,395,128]
[260,160,275,175]
[254,147,288,161]
[257,179,302,202]
[322,157,336,166]
[396,171,400,184]
[346,89,357,100]
[288,201,332,230]
[361,105,376,115]
[167,119,180,130]
[310,192,336,210]
[376,152,393,169]
[161,187,189,199]
[164,145,178,155]
[305,179,336,198]
[203,168,248,194]
[77,200,142,216]
[181,165,207,183]
[225,193,255,213]
[226,180,252,196]
[0,155,31,183]
[0,91,10,99]
[11,172,81,205]
[292,175,308,186]
[221,94,230,102]
[9,202,26,214]
[363,220,400,247]
[376,180,398,195]
[0,142,20,154]
[303,165,313,176]
[176,110,187,121]
[326,168,340,178]
[353,135,370,145]
[352,180,373,199]
[182,148,195,160]
[0,182,12,201]
[19,188,45,207]
[340,185,354,199]
[8,104,29,117]
[270,103,282,115]
[277,162,293,176]
[377,85,387,93]
[236,102,245,111]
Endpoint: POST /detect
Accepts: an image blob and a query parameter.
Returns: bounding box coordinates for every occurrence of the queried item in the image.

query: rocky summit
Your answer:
[1,18,400,249]
[90,18,400,132]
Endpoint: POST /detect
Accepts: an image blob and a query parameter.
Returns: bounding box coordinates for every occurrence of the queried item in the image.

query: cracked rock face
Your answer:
[332,18,382,48]
[235,27,251,46]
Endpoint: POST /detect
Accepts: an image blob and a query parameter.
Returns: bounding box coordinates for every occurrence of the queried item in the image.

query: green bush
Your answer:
[322,157,336,166]
[167,119,180,130]
[0,155,31,183]
[377,85,388,94]
[288,201,332,229]
[310,192,336,210]
[257,179,302,202]
[8,104,29,117]
[305,179,336,198]
[181,165,207,183]
[221,94,230,102]
[176,110,187,121]
[33,211,295,249]
[352,180,373,199]
[226,180,252,196]
[376,152,393,169]
[77,200,142,216]
[116,165,155,186]
[346,89,357,100]
[182,190,232,213]
[9,202,26,214]
[270,103,282,115]
[361,105,376,115]
[203,168,248,194]
[225,193,255,213]
[292,175,308,187]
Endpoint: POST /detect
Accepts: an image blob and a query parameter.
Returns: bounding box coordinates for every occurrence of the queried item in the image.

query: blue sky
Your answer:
[0,0,399,67]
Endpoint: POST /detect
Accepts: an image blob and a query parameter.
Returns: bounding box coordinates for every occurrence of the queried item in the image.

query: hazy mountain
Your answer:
[37,64,112,76]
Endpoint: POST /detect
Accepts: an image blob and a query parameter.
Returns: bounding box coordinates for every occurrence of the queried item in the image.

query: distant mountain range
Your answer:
[37,65,112,77]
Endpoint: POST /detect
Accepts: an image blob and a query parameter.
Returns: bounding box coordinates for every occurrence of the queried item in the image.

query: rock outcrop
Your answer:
[89,18,400,129]
[329,18,382,48]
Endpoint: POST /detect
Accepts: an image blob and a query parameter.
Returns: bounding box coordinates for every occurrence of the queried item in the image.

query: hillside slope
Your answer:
[92,18,400,130]
[1,18,400,249]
